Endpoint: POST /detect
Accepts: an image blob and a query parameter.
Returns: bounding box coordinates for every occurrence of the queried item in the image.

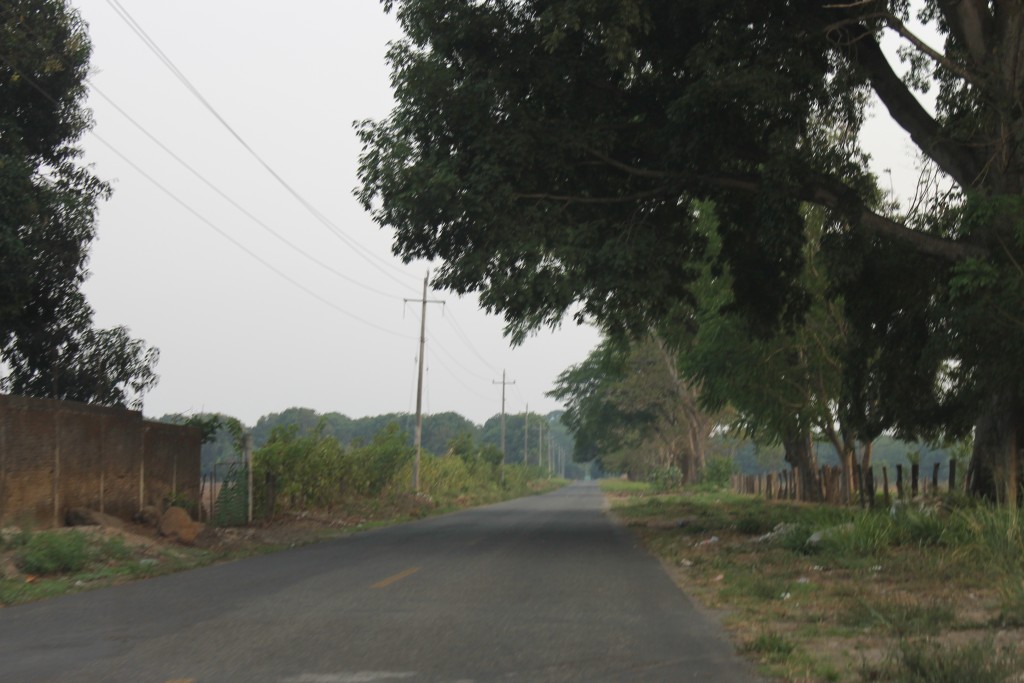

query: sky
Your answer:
[72,0,603,427]
[68,1,931,428]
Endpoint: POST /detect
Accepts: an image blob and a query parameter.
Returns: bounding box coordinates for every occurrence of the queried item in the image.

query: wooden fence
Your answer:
[731,460,960,507]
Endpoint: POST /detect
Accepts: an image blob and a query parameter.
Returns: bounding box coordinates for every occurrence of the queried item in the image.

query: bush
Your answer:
[17,531,90,575]
[348,423,413,496]
[702,455,736,489]
[650,466,684,492]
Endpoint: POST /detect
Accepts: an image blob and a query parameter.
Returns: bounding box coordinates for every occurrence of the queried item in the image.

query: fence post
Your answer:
[53,409,61,528]
[244,433,254,525]
[932,462,940,494]
[896,464,904,499]
[911,463,920,498]
[882,466,891,508]
[866,467,876,508]
[949,459,957,494]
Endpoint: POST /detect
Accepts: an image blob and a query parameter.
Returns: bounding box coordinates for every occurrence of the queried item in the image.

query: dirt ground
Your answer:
[0,493,449,606]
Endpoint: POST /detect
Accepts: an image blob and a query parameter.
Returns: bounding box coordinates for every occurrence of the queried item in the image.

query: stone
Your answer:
[159,506,199,544]
[65,508,125,531]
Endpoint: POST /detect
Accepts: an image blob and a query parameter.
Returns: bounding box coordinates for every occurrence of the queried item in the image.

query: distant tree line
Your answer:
[157,407,585,479]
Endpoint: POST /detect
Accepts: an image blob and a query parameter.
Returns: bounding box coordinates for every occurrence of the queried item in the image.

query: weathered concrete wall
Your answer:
[0,394,201,527]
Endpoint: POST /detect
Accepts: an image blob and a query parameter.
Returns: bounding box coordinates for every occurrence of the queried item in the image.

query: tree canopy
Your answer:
[0,0,158,409]
[360,0,1024,501]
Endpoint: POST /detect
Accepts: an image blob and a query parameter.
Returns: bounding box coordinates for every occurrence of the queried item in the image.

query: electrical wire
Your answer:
[86,80,415,302]
[443,308,501,374]
[427,347,493,402]
[0,52,415,342]
[105,0,421,289]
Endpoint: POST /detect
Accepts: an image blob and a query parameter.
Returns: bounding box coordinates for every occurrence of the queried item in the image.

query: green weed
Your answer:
[17,531,90,575]
[742,632,796,663]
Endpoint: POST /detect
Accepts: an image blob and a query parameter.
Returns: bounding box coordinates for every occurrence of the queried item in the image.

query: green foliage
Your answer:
[359,0,1024,501]
[649,466,684,493]
[741,632,796,663]
[702,456,736,489]
[0,0,158,408]
[17,531,89,575]
[549,336,713,481]
[254,421,346,510]
[97,536,132,562]
[213,464,249,527]
[598,479,651,495]
[347,423,413,497]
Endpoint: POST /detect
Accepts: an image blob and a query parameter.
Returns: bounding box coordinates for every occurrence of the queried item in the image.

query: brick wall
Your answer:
[0,394,201,527]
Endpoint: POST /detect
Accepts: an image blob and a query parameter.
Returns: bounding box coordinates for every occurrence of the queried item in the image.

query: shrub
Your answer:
[702,455,736,489]
[17,531,90,575]
[650,466,684,492]
[348,423,413,496]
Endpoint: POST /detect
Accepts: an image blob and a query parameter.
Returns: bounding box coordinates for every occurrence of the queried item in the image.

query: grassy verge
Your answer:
[603,484,1024,683]
[0,477,568,607]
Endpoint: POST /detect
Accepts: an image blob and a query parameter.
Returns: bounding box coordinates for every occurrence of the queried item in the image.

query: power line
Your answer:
[104,0,421,289]
[4,16,415,302]
[86,80,415,302]
[0,52,414,342]
[443,308,500,374]
[92,131,414,340]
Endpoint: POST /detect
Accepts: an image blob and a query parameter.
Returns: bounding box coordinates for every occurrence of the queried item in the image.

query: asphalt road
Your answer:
[0,482,760,683]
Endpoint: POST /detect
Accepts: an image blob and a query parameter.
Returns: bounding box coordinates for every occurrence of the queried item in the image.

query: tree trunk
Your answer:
[782,429,822,502]
[968,392,1023,504]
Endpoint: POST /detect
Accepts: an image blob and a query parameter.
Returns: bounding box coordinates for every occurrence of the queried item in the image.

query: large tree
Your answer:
[549,336,714,482]
[1,0,158,409]
[360,0,1024,502]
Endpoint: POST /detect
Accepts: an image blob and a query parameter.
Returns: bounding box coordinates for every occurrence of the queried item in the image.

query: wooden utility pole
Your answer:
[244,432,254,524]
[493,370,515,476]
[405,272,444,493]
[524,404,529,467]
[537,419,543,468]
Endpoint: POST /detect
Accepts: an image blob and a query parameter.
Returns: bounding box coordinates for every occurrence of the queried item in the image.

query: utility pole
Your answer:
[493,370,515,477]
[405,272,444,493]
[537,419,543,468]
[524,404,529,468]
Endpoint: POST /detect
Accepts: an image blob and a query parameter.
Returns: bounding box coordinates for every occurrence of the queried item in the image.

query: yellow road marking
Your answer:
[371,567,420,589]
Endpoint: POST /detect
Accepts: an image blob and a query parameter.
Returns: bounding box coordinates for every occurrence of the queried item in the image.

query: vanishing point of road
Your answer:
[0,482,761,683]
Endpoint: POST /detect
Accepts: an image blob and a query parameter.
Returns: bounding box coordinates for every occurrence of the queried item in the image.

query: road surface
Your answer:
[0,482,760,682]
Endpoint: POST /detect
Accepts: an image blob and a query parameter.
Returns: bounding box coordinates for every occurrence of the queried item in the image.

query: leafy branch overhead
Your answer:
[0,0,158,409]
[360,0,1024,502]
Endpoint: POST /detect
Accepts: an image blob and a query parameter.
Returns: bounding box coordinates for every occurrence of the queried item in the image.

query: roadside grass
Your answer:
[0,529,216,607]
[608,487,1024,683]
[0,477,569,607]
[598,479,652,495]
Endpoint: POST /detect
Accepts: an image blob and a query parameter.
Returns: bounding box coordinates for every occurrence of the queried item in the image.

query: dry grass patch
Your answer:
[608,489,1024,682]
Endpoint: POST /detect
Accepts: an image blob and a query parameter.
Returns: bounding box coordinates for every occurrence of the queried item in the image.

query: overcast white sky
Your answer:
[69,1,929,428]
[72,0,604,427]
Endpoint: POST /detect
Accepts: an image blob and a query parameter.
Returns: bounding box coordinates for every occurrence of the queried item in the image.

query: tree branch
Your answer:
[881,11,985,89]
[513,186,673,204]
[573,154,988,261]
[938,0,993,68]
[698,172,987,260]
[839,29,984,188]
